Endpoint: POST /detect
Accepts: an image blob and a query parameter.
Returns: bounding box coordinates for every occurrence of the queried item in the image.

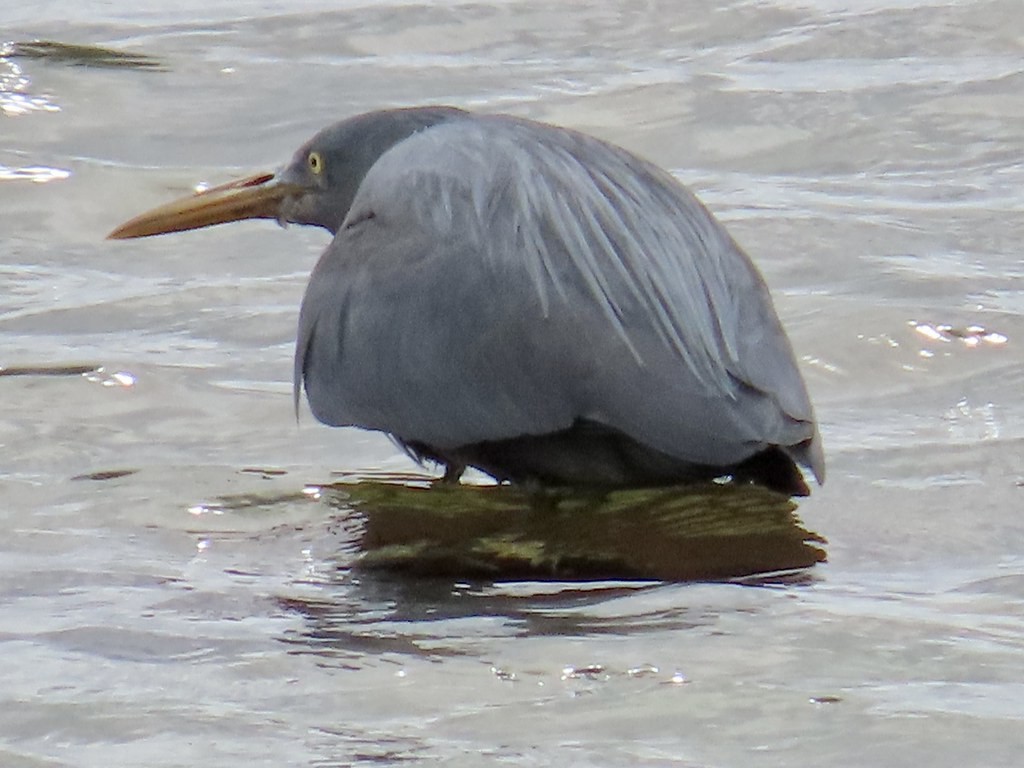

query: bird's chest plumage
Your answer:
[299,218,581,449]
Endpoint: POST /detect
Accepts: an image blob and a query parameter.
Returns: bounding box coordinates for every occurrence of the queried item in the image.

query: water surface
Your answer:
[2,1,1023,765]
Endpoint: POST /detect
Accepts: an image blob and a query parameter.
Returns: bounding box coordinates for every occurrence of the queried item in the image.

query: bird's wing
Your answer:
[296,115,821,474]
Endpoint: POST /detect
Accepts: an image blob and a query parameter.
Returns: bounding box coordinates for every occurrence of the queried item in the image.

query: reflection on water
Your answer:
[911,321,1009,348]
[172,472,830,663]
[0,48,59,116]
[278,571,727,667]
[0,163,71,183]
[305,474,825,582]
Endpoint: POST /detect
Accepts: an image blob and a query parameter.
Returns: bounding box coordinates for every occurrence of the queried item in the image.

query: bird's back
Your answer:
[296,112,824,491]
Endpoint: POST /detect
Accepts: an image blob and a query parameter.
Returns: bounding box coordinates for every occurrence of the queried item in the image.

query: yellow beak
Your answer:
[107,172,302,239]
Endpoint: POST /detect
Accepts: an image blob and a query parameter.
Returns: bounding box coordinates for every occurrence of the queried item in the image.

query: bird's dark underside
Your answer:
[404,418,812,497]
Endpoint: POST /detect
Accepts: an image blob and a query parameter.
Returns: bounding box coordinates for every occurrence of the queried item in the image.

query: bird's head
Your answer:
[107,106,466,240]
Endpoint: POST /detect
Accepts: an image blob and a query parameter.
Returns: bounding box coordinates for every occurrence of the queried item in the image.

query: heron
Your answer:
[109,106,824,496]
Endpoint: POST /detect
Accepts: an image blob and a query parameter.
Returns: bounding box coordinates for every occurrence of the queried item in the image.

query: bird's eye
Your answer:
[308,151,324,174]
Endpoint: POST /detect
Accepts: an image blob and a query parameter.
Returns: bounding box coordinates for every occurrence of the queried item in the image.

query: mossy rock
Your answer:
[320,477,826,581]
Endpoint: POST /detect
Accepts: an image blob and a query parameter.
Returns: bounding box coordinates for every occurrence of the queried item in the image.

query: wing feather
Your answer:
[297,114,820,474]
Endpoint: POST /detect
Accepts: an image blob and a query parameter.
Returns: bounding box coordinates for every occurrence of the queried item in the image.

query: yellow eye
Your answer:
[308,151,324,174]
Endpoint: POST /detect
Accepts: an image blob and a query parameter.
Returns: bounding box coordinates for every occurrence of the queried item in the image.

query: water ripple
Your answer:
[0,163,71,183]
[0,52,60,116]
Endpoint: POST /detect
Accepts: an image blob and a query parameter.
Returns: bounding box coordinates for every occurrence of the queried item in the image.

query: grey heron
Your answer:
[109,107,824,496]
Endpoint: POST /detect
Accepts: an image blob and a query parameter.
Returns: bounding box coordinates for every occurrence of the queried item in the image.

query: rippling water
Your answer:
[2,1,1023,765]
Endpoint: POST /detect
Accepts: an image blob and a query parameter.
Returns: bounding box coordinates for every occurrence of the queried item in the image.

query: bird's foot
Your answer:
[440,462,466,484]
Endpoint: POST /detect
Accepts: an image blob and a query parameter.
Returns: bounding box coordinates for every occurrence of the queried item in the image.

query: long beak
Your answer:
[107,172,302,239]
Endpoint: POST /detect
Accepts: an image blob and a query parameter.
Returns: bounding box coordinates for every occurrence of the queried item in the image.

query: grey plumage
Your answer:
[290,109,824,493]
[109,106,824,495]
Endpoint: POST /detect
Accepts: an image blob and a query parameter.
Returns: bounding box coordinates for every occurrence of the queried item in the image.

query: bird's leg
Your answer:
[440,462,466,484]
